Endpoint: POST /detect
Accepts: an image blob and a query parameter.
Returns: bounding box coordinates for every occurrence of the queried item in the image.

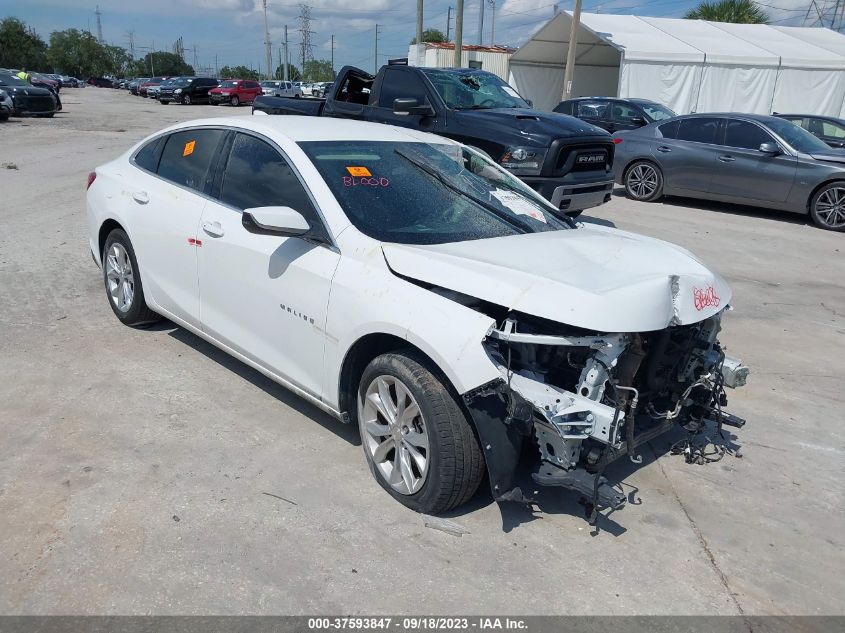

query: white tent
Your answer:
[508,12,845,117]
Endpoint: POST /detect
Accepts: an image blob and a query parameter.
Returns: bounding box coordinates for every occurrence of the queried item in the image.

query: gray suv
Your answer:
[614,113,845,231]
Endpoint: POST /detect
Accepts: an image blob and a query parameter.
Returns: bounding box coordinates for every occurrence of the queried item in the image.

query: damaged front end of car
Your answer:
[463,308,749,521]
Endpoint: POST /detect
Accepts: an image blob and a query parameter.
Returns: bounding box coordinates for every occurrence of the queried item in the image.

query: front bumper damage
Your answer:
[463,313,749,519]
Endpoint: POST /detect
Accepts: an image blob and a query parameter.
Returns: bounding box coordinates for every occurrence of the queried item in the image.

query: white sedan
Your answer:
[86,116,747,519]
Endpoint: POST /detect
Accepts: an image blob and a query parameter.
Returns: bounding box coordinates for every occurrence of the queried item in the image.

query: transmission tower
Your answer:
[804,0,845,29]
[127,30,135,58]
[95,5,103,43]
[298,3,316,72]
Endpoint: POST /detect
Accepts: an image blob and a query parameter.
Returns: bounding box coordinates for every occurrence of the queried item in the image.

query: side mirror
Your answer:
[393,97,435,117]
[631,117,647,126]
[242,206,310,237]
[525,99,533,108]
[759,142,781,155]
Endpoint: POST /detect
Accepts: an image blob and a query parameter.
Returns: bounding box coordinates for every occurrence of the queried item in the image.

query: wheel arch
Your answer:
[806,177,845,214]
[98,218,126,264]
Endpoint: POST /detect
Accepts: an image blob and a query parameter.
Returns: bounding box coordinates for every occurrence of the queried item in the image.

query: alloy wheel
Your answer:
[183,94,191,105]
[627,163,659,199]
[105,243,134,313]
[360,375,430,495]
[814,186,845,229]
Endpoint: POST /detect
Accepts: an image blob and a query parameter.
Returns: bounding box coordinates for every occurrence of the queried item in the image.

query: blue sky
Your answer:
[3,0,814,75]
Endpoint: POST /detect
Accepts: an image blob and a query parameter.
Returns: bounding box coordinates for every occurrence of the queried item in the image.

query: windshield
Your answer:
[420,68,529,110]
[765,118,831,153]
[0,73,28,86]
[299,141,571,245]
[173,78,192,86]
[220,80,238,88]
[641,102,675,121]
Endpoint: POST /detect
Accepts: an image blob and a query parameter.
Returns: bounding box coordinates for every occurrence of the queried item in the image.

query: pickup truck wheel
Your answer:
[624,160,663,202]
[102,229,161,327]
[809,182,845,231]
[358,352,484,514]
[182,94,191,105]
[230,95,240,107]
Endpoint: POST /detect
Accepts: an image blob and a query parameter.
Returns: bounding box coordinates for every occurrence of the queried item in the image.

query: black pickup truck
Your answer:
[252,64,615,216]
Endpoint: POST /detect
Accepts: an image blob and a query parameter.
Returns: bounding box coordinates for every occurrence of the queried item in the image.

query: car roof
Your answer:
[152,115,459,145]
[775,113,845,122]
[671,112,787,125]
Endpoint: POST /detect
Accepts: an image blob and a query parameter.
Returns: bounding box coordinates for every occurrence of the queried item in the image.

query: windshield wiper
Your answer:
[395,148,535,234]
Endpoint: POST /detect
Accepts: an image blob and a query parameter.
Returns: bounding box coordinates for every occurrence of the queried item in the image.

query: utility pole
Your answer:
[150,40,155,76]
[284,25,289,80]
[215,54,218,77]
[454,0,464,67]
[262,0,272,80]
[562,0,582,101]
[446,6,452,42]
[95,5,103,43]
[489,0,496,46]
[416,0,424,65]
[478,0,484,45]
[330,34,335,78]
[374,24,380,74]
[192,44,198,72]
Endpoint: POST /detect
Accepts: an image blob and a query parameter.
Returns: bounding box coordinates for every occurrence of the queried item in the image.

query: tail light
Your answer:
[86,171,97,190]
[613,137,623,144]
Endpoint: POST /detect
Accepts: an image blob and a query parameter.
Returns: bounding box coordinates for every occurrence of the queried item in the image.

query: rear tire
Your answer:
[809,181,845,232]
[102,229,161,327]
[357,351,485,514]
[624,160,664,202]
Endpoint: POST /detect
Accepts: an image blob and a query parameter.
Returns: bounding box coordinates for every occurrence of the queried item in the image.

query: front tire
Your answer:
[809,181,845,231]
[624,160,664,202]
[357,351,485,514]
[182,94,191,105]
[230,95,240,107]
[102,229,161,326]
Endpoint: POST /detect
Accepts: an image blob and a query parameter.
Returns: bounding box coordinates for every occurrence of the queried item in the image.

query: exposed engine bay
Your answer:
[463,307,749,522]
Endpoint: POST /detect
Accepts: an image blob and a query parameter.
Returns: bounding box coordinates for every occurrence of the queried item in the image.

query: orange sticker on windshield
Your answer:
[346,166,371,177]
[183,140,196,157]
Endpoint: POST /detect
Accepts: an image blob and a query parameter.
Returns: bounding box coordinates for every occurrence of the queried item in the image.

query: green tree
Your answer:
[48,29,114,77]
[273,63,301,81]
[684,0,769,23]
[0,17,48,70]
[303,59,334,81]
[105,45,133,76]
[410,28,446,44]
[132,51,194,77]
[218,65,259,80]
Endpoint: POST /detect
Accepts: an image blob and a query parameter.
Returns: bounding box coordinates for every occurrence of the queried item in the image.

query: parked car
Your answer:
[209,79,262,106]
[86,115,748,520]
[253,65,616,217]
[147,77,176,100]
[129,78,149,95]
[88,77,114,88]
[138,77,168,97]
[775,113,845,149]
[158,77,219,105]
[29,72,60,93]
[260,80,301,98]
[614,113,845,231]
[0,72,59,117]
[313,81,334,98]
[0,88,12,121]
[59,75,77,87]
[555,97,675,133]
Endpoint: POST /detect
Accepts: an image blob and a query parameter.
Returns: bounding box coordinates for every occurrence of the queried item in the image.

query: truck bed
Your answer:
[253,95,325,116]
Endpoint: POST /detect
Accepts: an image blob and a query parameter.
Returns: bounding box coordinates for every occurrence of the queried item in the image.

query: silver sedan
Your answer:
[613,113,845,231]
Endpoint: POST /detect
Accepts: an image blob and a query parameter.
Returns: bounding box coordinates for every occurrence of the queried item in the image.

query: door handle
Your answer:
[657,146,672,153]
[132,190,149,204]
[718,155,736,162]
[201,220,225,237]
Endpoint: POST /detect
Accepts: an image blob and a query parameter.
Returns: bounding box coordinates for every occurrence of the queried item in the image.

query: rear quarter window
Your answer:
[133,136,164,173]
[658,120,680,139]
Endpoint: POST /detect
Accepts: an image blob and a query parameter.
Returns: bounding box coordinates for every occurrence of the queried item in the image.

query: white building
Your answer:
[508,12,845,117]
[408,42,514,81]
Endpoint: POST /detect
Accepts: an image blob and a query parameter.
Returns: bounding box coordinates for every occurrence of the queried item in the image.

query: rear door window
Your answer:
[676,117,720,144]
[157,129,226,193]
[723,119,774,150]
[610,102,643,124]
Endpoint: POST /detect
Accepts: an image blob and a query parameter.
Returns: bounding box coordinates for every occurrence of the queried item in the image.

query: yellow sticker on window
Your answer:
[346,166,371,177]
[183,140,196,157]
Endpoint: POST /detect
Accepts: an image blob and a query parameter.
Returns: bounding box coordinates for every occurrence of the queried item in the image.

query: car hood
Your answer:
[0,85,54,97]
[451,108,609,148]
[808,150,845,164]
[381,225,731,333]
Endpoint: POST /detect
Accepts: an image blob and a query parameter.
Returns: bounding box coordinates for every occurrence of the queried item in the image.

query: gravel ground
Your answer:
[0,87,843,615]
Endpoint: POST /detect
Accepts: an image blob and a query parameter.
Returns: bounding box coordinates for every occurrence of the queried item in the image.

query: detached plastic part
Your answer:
[532,468,626,510]
[722,355,749,388]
